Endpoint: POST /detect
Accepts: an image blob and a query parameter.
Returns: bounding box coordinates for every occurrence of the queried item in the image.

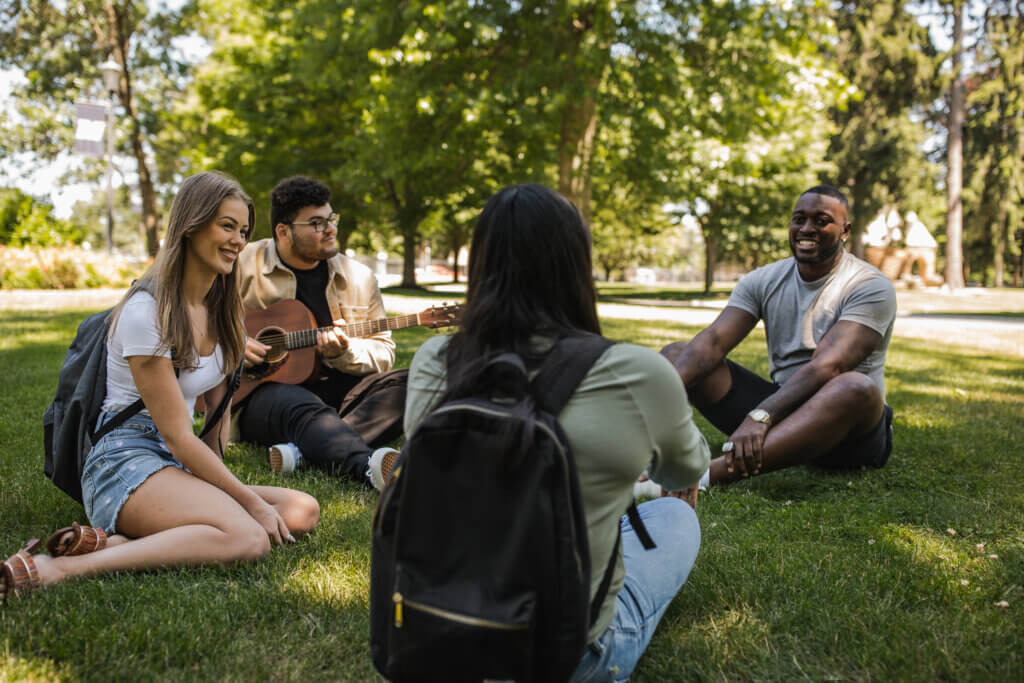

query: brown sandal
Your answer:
[46,522,108,557]
[1,539,42,603]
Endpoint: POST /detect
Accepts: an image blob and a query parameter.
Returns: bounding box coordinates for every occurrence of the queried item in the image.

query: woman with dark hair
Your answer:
[400,183,710,680]
[2,171,319,601]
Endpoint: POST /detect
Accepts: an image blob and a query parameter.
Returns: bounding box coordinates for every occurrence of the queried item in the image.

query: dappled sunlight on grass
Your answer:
[286,552,371,607]
[880,523,1021,609]
[0,656,70,681]
[693,607,773,660]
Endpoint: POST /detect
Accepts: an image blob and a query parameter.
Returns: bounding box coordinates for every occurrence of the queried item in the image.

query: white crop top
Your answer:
[102,291,225,418]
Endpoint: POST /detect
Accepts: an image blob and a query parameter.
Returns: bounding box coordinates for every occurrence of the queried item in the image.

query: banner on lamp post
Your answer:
[74,102,106,157]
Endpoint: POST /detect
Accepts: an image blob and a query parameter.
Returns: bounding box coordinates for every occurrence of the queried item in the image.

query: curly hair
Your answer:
[269,176,331,239]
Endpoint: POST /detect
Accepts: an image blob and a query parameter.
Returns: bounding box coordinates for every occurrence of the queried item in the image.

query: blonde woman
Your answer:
[2,172,319,601]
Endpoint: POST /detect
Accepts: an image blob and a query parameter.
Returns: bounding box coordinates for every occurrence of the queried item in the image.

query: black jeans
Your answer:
[238,369,408,483]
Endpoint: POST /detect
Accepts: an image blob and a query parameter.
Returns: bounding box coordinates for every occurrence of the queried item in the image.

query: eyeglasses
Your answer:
[290,213,339,233]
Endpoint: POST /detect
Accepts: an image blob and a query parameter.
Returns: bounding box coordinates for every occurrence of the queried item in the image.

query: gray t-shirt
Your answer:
[727,251,896,398]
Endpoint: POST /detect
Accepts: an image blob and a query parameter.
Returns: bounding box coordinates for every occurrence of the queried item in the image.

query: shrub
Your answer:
[0,245,146,290]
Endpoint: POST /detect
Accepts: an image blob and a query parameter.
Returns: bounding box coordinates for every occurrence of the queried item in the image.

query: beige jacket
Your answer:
[237,238,396,376]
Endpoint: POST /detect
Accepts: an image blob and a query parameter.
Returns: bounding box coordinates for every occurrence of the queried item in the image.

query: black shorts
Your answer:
[699,360,893,470]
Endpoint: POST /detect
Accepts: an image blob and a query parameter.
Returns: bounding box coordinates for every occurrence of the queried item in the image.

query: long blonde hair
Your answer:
[110,171,252,373]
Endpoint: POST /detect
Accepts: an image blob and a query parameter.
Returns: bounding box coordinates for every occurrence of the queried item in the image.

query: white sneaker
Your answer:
[268,442,303,474]
[367,447,400,491]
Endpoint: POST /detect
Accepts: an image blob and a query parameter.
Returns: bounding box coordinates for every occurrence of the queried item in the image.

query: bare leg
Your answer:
[710,372,884,484]
[31,468,319,587]
[249,485,320,535]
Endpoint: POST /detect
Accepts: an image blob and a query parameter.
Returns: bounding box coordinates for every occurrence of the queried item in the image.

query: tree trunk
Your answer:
[336,219,353,255]
[555,8,607,226]
[558,89,599,224]
[449,240,463,283]
[944,1,966,288]
[1016,230,1023,287]
[106,1,160,257]
[386,181,422,289]
[702,226,716,296]
[993,209,1007,287]
[400,224,418,289]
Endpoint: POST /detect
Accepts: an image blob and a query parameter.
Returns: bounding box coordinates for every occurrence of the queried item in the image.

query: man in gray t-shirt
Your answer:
[662,185,896,486]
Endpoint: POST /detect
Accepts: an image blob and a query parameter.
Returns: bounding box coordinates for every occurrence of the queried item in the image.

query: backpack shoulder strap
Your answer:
[92,398,145,442]
[588,500,657,627]
[531,333,614,415]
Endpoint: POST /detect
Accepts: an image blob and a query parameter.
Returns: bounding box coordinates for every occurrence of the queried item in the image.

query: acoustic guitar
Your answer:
[236,298,461,402]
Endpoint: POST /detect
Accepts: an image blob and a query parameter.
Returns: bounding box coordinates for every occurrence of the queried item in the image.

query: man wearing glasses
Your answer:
[233,175,406,488]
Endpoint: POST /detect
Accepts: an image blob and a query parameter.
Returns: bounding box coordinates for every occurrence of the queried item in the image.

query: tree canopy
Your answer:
[0,0,1019,288]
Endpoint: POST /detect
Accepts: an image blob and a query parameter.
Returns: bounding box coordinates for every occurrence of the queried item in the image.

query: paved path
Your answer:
[2,288,1021,357]
[385,296,1024,357]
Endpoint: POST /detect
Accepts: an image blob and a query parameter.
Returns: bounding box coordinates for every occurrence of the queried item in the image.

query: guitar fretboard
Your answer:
[285,313,421,350]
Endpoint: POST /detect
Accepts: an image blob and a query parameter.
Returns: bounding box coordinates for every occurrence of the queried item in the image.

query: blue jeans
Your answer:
[570,497,701,682]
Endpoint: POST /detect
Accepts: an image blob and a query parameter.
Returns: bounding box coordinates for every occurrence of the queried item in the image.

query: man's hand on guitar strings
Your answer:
[317,326,351,359]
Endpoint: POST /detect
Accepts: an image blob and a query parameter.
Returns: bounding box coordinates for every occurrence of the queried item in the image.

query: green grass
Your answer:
[597,282,733,304]
[2,305,1023,681]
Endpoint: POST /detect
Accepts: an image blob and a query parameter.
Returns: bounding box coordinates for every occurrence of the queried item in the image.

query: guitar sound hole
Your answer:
[246,326,288,379]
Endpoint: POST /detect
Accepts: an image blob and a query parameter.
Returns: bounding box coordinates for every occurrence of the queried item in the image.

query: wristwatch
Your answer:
[747,408,772,426]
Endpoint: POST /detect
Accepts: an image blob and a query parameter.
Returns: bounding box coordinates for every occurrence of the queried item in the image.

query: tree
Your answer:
[827,1,941,256]
[0,188,80,246]
[190,0,525,287]
[944,0,967,288]
[1,0,199,256]
[963,1,1023,287]
[664,1,844,292]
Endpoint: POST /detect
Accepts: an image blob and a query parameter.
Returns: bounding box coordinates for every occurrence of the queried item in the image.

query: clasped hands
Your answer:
[722,417,769,477]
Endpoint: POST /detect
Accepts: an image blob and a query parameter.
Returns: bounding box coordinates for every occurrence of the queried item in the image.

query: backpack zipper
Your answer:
[393,592,529,631]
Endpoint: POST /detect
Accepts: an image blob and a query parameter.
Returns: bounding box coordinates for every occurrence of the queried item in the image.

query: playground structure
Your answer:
[863,207,944,287]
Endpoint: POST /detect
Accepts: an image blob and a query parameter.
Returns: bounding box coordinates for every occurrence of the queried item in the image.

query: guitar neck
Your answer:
[284,312,421,350]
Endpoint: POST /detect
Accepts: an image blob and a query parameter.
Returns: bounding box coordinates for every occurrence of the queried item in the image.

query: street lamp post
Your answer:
[99,59,120,254]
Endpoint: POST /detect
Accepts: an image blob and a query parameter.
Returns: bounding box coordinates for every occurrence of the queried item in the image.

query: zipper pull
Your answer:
[393,592,403,628]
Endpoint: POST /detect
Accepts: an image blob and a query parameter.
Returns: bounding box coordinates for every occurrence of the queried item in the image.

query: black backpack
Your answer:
[370,334,654,683]
[43,304,242,504]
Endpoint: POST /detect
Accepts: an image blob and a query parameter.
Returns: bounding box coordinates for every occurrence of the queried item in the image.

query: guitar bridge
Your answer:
[245,356,286,381]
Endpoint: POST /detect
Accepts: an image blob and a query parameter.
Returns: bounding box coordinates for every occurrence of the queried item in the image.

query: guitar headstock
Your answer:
[419,303,463,329]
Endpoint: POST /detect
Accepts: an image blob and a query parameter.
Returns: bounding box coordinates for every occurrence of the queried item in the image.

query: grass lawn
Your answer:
[597,282,1024,316]
[1,304,1022,681]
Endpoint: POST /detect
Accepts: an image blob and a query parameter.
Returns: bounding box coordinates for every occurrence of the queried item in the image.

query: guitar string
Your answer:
[252,310,457,347]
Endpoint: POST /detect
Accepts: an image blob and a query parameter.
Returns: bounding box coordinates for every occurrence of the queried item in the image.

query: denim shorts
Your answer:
[81,412,189,534]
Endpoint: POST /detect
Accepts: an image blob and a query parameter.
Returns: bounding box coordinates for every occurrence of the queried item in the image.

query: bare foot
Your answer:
[30,554,66,588]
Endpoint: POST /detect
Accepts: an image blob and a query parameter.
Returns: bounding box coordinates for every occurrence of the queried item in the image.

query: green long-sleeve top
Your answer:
[405,335,710,642]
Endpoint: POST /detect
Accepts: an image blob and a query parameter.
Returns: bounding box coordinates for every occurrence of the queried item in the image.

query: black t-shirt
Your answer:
[283,259,332,327]
[281,258,361,404]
